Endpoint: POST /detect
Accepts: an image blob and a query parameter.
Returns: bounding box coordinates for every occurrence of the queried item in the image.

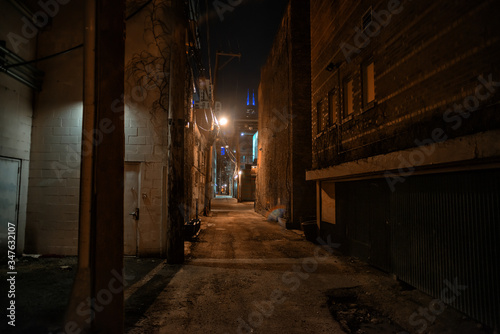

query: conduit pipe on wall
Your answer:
[63,0,96,331]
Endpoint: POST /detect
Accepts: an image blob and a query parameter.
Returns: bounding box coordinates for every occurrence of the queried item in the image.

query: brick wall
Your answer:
[311,0,500,170]
[257,0,315,226]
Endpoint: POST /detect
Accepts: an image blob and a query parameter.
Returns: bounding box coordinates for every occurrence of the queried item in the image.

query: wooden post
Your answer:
[166,0,186,264]
[65,0,125,332]
[92,0,125,330]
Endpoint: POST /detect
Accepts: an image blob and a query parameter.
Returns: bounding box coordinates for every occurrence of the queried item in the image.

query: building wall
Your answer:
[0,1,38,253]
[309,0,500,328]
[124,3,170,257]
[289,0,315,225]
[22,0,176,256]
[257,0,314,226]
[310,0,500,170]
[24,0,84,255]
[188,123,207,219]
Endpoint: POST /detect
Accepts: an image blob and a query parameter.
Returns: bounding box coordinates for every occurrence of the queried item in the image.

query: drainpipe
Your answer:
[64,0,95,331]
[79,0,96,279]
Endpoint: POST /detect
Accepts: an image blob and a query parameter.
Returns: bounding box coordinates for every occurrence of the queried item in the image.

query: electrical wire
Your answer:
[6,43,83,68]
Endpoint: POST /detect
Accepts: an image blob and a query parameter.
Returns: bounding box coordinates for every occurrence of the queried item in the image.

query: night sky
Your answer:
[199,0,289,118]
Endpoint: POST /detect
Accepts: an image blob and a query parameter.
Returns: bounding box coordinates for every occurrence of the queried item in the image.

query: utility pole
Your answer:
[65,0,125,332]
[166,0,187,264]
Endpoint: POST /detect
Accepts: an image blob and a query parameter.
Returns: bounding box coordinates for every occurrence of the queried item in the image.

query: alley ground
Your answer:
[124,197,489,334]
[1,197,492,333]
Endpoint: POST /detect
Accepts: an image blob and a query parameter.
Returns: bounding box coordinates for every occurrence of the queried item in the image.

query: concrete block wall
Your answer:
[124,2,171,256]
[0,26,34,255]
[23,0,172,256]
[24,0,84,255]
[124,104,165,256]
[0,1,40,254]
[310,0,500,170]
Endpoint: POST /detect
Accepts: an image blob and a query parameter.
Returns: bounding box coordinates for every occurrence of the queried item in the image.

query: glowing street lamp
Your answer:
[219,117,228,126]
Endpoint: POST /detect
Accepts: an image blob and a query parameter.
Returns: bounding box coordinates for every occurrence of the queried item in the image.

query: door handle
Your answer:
[129,208,139,220]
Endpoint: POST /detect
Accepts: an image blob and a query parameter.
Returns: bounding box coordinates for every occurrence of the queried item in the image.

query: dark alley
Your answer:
[1,0,500,333]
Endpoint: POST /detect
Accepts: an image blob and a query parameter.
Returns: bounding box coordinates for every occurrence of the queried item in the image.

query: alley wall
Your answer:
[0,1,37,254]
[20,0,176,256]
[256,0,315,227]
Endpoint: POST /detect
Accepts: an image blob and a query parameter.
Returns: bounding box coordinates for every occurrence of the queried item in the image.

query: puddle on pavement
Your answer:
[326,286,406,334]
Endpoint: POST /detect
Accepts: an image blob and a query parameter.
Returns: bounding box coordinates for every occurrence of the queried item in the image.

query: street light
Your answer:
[220,117,228,126]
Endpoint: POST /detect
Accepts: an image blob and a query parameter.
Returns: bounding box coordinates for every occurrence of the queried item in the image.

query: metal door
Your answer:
[0,157,21,256]
[124,163,140,256]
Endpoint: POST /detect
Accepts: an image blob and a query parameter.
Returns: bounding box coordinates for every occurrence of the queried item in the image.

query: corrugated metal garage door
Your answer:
[337,168,499,328]
[337,179,391,272]
[390,168,500,329]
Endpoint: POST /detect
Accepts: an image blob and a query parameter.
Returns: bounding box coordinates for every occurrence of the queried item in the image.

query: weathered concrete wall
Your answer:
[0,1,38,253]
[256,0,315,226]
[311,0,500,170]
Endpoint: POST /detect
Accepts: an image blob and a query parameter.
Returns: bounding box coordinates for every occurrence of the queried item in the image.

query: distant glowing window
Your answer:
[363,62,375,106]
[328,89,337,125]
[344,79,353,117]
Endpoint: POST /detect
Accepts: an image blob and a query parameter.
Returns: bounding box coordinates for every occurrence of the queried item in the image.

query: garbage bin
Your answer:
[301,220,318,243]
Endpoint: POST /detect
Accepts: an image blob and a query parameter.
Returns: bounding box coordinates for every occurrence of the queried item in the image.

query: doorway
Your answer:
[124,162,140,256]
[0,157,21,256]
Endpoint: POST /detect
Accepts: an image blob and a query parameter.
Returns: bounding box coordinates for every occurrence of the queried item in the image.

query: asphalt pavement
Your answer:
[124,197,489,334]
[1,196,490,333]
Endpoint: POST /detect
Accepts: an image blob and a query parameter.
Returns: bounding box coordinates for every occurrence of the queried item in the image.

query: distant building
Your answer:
[308,0,500,328]
[233,89,258,201]
[256,0,315,227]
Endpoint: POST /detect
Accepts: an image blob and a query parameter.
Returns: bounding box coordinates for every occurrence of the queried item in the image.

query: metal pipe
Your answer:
[79,0,96,273]
[0,67,38,90]
[63,0,95,331]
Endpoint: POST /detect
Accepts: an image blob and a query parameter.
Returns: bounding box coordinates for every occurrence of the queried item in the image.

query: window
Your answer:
[363,61,375,107]
[328,89,337,125]
[343,79,353,117]
[317,100,324,133]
